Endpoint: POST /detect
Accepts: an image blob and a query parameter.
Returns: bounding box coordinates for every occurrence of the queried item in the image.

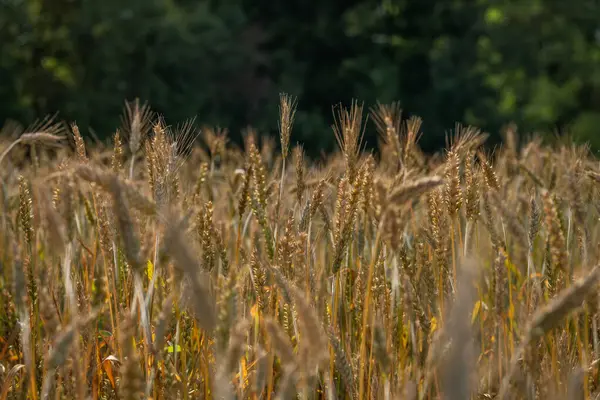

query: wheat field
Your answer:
[1,97,600,399]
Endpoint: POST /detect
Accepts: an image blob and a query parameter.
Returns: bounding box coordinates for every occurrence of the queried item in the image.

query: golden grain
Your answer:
[3,102,600,400]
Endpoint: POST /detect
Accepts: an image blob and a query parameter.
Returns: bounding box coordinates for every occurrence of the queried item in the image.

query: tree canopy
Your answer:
[1,0,599,154]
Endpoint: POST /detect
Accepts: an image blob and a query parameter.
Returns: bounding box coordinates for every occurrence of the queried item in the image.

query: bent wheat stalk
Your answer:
[498,265,600,399]
[0,133,65,166]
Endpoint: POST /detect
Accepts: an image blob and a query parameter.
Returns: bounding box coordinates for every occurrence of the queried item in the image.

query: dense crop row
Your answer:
[0,98,599,399]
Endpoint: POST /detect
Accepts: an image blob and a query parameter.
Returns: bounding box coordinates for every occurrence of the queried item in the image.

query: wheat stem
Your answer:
[358,225,383,400]
[0,138,22,166]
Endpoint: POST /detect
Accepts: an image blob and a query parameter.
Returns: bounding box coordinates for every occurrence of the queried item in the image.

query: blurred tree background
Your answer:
[1,0,600,155]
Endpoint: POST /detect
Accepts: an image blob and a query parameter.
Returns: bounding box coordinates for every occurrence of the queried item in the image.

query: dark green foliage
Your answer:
[1,0,600,154]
